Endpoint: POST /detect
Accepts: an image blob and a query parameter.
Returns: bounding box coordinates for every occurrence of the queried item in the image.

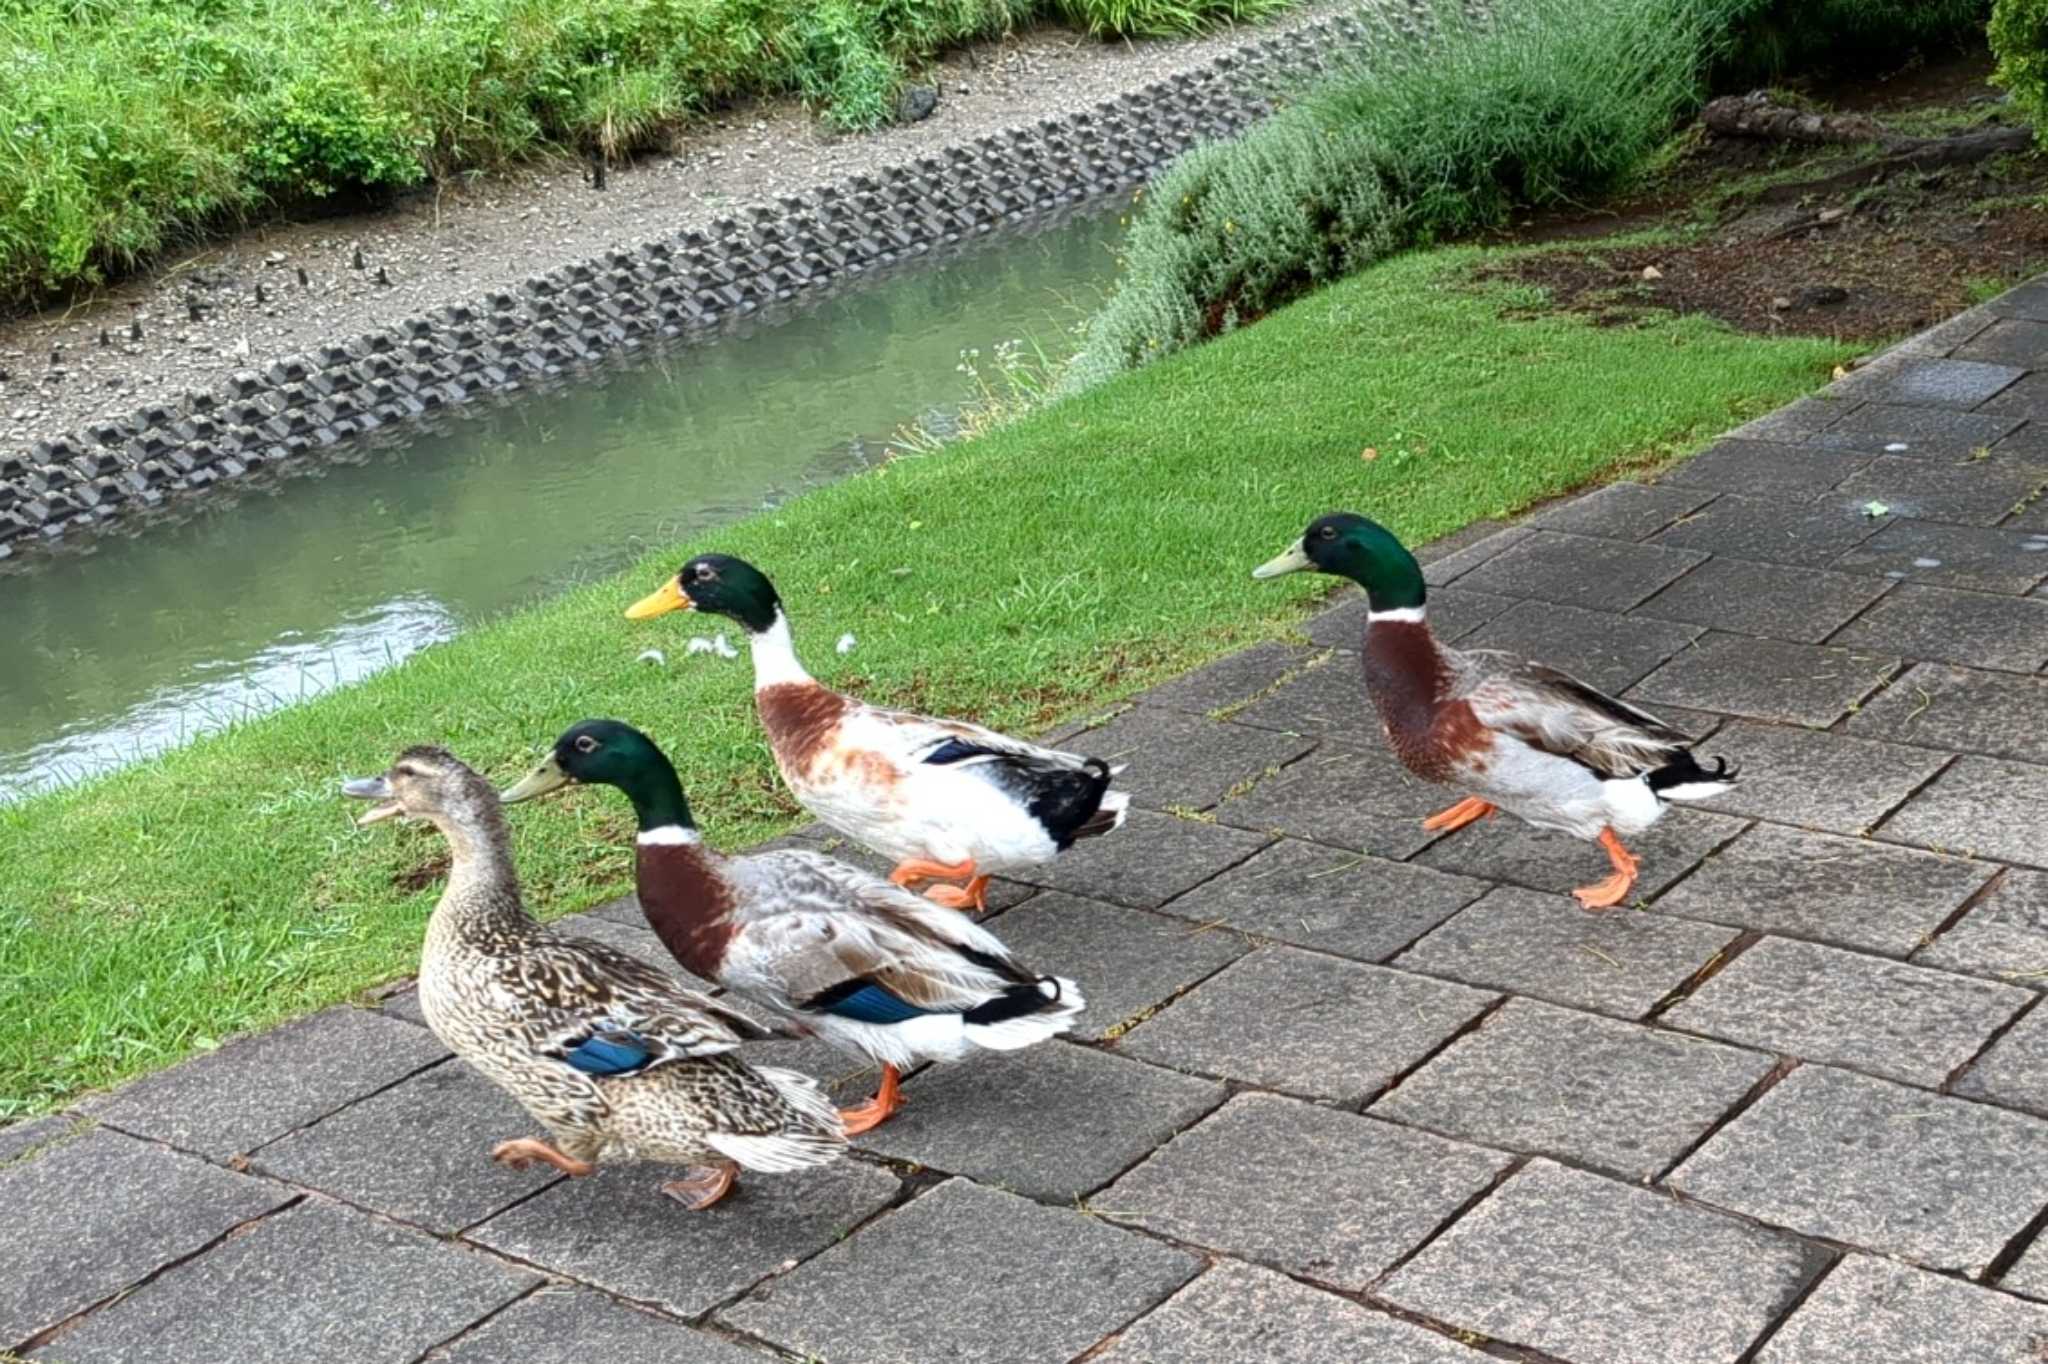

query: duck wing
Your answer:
[861,706,1121,844]
[501,933,778,1078]
[1458,650,1695,780]
[721,849,1050,1018]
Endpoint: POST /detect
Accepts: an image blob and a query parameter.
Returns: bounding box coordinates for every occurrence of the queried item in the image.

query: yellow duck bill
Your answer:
[501,754,574,804]
[625,578,693,620]
[1251,540,1313,579]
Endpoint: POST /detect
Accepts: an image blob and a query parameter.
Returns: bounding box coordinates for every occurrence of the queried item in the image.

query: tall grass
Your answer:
[1063,0,1992,390]
[0,0,1288,306]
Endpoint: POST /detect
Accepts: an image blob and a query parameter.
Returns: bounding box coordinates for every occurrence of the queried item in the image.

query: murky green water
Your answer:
[0,212,1121,800]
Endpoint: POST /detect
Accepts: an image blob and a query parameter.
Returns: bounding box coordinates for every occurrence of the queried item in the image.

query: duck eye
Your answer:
[574,735,598,754]
[694,563,714,581]
[1319,525,1337,540]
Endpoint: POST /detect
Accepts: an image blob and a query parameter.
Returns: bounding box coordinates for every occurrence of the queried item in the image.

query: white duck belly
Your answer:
[1465,736,1666,841]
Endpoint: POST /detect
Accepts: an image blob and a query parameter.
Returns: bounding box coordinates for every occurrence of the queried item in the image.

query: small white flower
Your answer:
[713,633,739,659]
[686,636,719,655]
[836,632,857,655]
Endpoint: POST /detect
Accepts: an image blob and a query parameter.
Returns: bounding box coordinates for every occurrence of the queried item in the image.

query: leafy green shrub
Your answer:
[247,77,425,198]
[1064,0,1738,390]
[0,0,1280,304]
[1991,0,2048,139]
[1721,0,1988,84]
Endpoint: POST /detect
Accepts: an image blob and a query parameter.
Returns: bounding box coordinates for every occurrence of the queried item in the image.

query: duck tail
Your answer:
[1647,750,1738,803]
[961,975,1085,1051]
[1057,759,1128,846]
[703,1065,848,1171]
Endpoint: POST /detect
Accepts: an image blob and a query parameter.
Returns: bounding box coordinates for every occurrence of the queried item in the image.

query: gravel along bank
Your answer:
[0,1,1392,565]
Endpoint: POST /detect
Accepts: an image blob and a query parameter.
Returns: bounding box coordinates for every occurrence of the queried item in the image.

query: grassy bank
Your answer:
[0,245,1851,1115]
[0,0,1286,305]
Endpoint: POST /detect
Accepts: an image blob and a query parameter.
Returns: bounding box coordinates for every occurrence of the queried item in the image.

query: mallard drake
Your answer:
[341,745,844,1209]
[624,554,1128,912]
[500,719,1085,1134]
[1253,513,1737,909]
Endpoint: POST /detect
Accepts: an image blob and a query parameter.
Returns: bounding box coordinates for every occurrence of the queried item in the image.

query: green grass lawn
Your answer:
[0,246,1851,1116]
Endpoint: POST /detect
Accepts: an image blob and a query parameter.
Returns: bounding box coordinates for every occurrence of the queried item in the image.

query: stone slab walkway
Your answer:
[10,286,2048,1363]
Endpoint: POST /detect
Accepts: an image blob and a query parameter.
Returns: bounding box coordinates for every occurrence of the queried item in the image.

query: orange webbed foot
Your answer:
[491,1138,595,1177]
[835,1064,903,1136]
[661,1162,738,1211]
[923,875,990,913]
[1571,829,1641,911]
[888,856,977,889]
[1422,796,1498,833]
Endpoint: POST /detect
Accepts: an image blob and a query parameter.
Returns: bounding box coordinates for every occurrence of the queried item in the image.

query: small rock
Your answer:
[897,84,939,123]
[1793,284,1849,309]
[1640,265,1663,280]
[1816,207,1846,224]
[265,250,287,265]
[1770,295,1793,311]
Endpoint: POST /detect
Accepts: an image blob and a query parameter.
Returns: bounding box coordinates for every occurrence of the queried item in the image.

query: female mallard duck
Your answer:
[1253,512,1737,909]
[500,719,1085,1134]
[623,554,1127,912]
[341,745,844,1209]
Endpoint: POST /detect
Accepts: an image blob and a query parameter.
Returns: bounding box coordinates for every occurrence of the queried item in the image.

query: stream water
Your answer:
[0,212,1122,801]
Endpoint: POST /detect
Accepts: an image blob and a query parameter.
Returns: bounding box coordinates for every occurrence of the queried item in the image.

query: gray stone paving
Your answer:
[13,288,2048,1362]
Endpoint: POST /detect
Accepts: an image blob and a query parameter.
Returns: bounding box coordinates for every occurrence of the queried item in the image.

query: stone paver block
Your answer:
[1956,1004,2048,1118]
[1832,582,2048,673]
[79,1006,447,1160]
[1118,946,1496,1103]
[1689,720,1952,836]
[1371,998,1772,1181]
[1881,757,2048,867]
[2009,1230,2048,1301]
[1452,531,1707,612]
[1987,278,2048,322]
[1760,1255,2048,1363]
[1231,656,1381,744]
[1627,633,1899,727]
[1394,886,1742,1019]
[1812,402,2022,458]
[1952,317,2048,366]
[1826,356,2023,409]
[254,1059,560,1234]
[436,1288,763,1364]
[1671,1063,2048,1273]
[1413,807,1745,902]
[1834,454,2048,528]
[1093,1262,1488,1364]
[983,891,1250,1041]
[1637,555,1892,644]
[1418,525,1535,586]
[1890,307,2000,358]
[1381,1160,1819,1364]
[1013,808,1269,909]
[1916,869,2048,984]
[1730,394,1853,441]
[1655,823,1996,956]
[1305,585,1517,650]
[1103,1093,1510,1290]
[1154,838,1489,961]
[1833,519,2048,594]
[36,1202,532,1364]
[721,1177,1197,1364]
[1666,936,2029,1087]
[861,1043,1225,1202]
[1851,662,2048,766]
[1211,740,1449,860]
[1532,481,1717,541]
[470,1154,900,1319]
[1984,370,2048,420]
[1650,493,1891,567]
[1139,639,1316,713]
[1,1128,294,1346]
[1072,705,1317,810]
[0,1115,72,1165]
[1457,601,1704,694]
[378,983,428,1028]
[1662,438,1874,497]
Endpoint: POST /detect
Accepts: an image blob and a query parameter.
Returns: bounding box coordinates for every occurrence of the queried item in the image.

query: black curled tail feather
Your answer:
[961,976,1066,1027]
[1646,749,1738,793]
[1029,756,1119,850]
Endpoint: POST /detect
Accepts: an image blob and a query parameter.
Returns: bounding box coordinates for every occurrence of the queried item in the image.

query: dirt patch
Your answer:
[1485,51,2048,345]
[393,852,451,894]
